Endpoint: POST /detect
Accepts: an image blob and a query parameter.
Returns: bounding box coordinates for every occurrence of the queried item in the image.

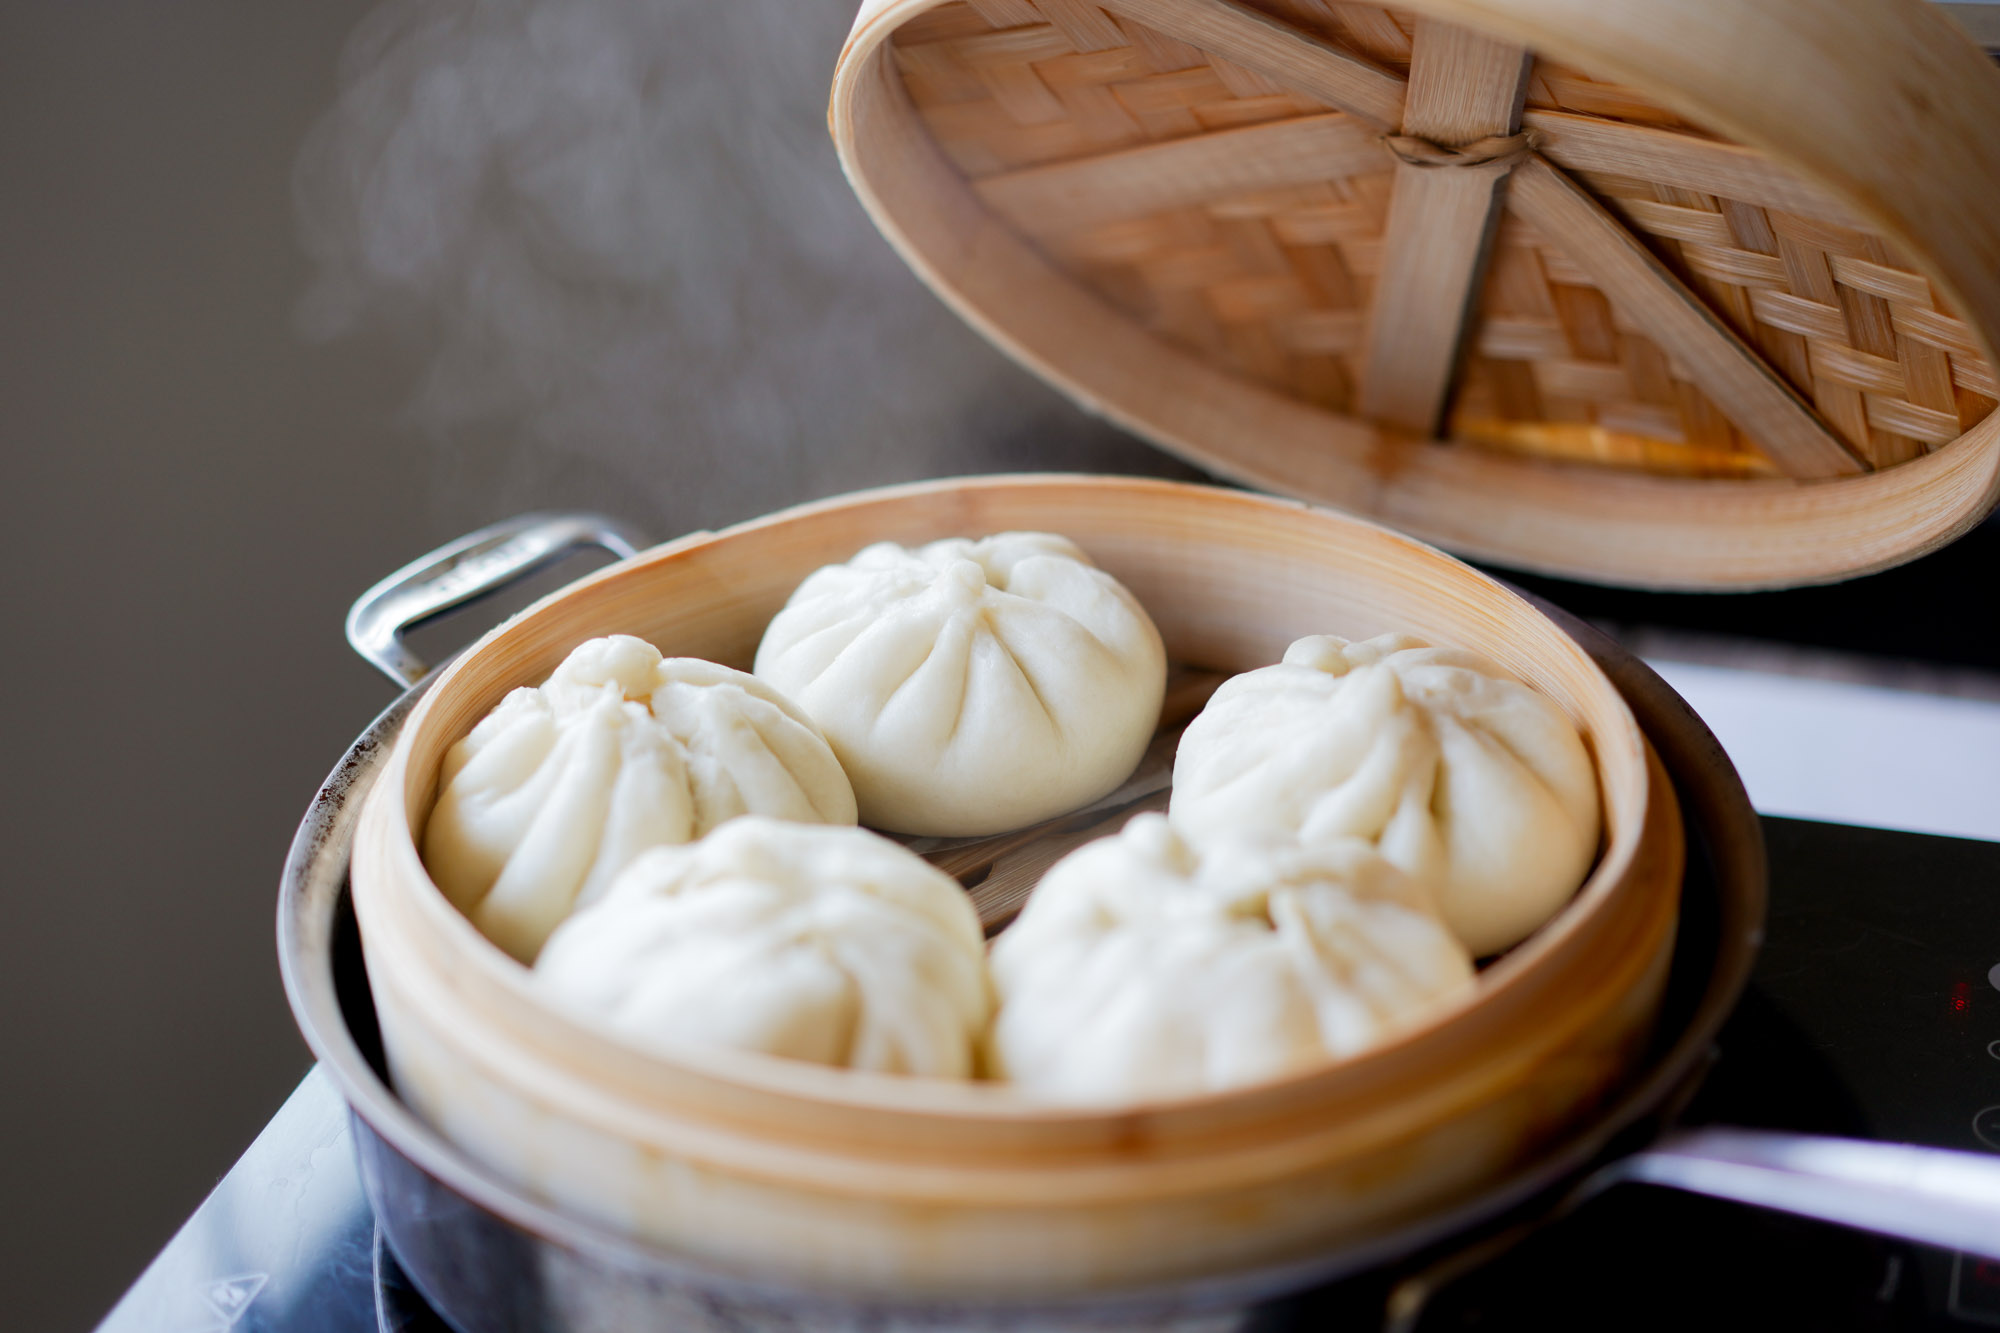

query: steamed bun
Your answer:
[1171,634,1600,956]
[987,815,1473,1101]
[424,635,856,962]
[535,817,990,1076]
[752,532,1166,837]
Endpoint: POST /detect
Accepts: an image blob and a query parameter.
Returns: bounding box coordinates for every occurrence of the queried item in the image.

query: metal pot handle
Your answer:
[345,512,648,688]
[1387,1125,2000,1331]
[1590,1126,2000,1259]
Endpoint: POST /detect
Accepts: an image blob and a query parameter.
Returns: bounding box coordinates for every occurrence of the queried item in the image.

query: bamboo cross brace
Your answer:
[972,112,1384,235]
[1357,19,1532,437]
[1506,157,1866,477]
[1522,109,1861,228]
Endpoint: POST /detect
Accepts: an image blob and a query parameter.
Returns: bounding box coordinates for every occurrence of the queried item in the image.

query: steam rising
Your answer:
[294,0,1188,522]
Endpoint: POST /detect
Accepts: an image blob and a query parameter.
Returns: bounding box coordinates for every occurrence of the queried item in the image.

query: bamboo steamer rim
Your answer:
[356,474,1674,1142]
[828,0,2000,589]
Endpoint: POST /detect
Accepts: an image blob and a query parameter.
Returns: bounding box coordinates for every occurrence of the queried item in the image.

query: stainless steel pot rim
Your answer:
[274,603,1763,1318]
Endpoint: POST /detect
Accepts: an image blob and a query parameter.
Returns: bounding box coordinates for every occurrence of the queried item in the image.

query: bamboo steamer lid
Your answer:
[830,0,2000,588]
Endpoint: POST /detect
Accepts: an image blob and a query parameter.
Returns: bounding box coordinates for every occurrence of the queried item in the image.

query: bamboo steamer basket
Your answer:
[347,0,2000,1303]
[351,476,1680,1297]
[830,0,2000,588]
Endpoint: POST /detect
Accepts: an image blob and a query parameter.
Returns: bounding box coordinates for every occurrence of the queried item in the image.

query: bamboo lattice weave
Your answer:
[887,0,1995,477]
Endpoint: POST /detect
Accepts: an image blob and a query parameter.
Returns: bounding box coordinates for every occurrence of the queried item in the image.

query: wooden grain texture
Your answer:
[1097,0,1407,125]
[350,475,1679,1297]
[1507,156,1865,477]
[1358,20,1529,434]
[973,111,1384,235]
[1523,109,1861,227]
[1400,18,1524,139]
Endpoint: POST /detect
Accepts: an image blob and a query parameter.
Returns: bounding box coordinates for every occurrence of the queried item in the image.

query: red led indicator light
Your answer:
[1952,981,1972,1014]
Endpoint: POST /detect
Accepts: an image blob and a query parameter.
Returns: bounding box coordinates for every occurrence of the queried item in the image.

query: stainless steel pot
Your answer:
[279,511,2000,1333]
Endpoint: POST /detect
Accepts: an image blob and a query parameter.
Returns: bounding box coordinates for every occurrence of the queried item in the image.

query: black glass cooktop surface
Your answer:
[1299,817,2000,1332]
[98,817,2000,1332]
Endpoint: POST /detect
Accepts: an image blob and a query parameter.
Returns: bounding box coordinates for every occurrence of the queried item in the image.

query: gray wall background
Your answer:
[0,2,1193,1326]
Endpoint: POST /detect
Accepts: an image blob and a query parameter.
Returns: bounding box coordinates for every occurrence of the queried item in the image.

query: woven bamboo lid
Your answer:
[831,0,2000,588]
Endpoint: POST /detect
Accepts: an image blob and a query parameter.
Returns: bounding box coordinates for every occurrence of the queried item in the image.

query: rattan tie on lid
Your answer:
[830,0,2000,588]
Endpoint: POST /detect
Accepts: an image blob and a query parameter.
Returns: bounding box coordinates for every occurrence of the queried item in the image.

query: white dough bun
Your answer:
[753,532,1166,837]
[987,814,1474,1102]
[424,635,855,962]
[535,817,990,1077]
[1171,634,1600,957]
